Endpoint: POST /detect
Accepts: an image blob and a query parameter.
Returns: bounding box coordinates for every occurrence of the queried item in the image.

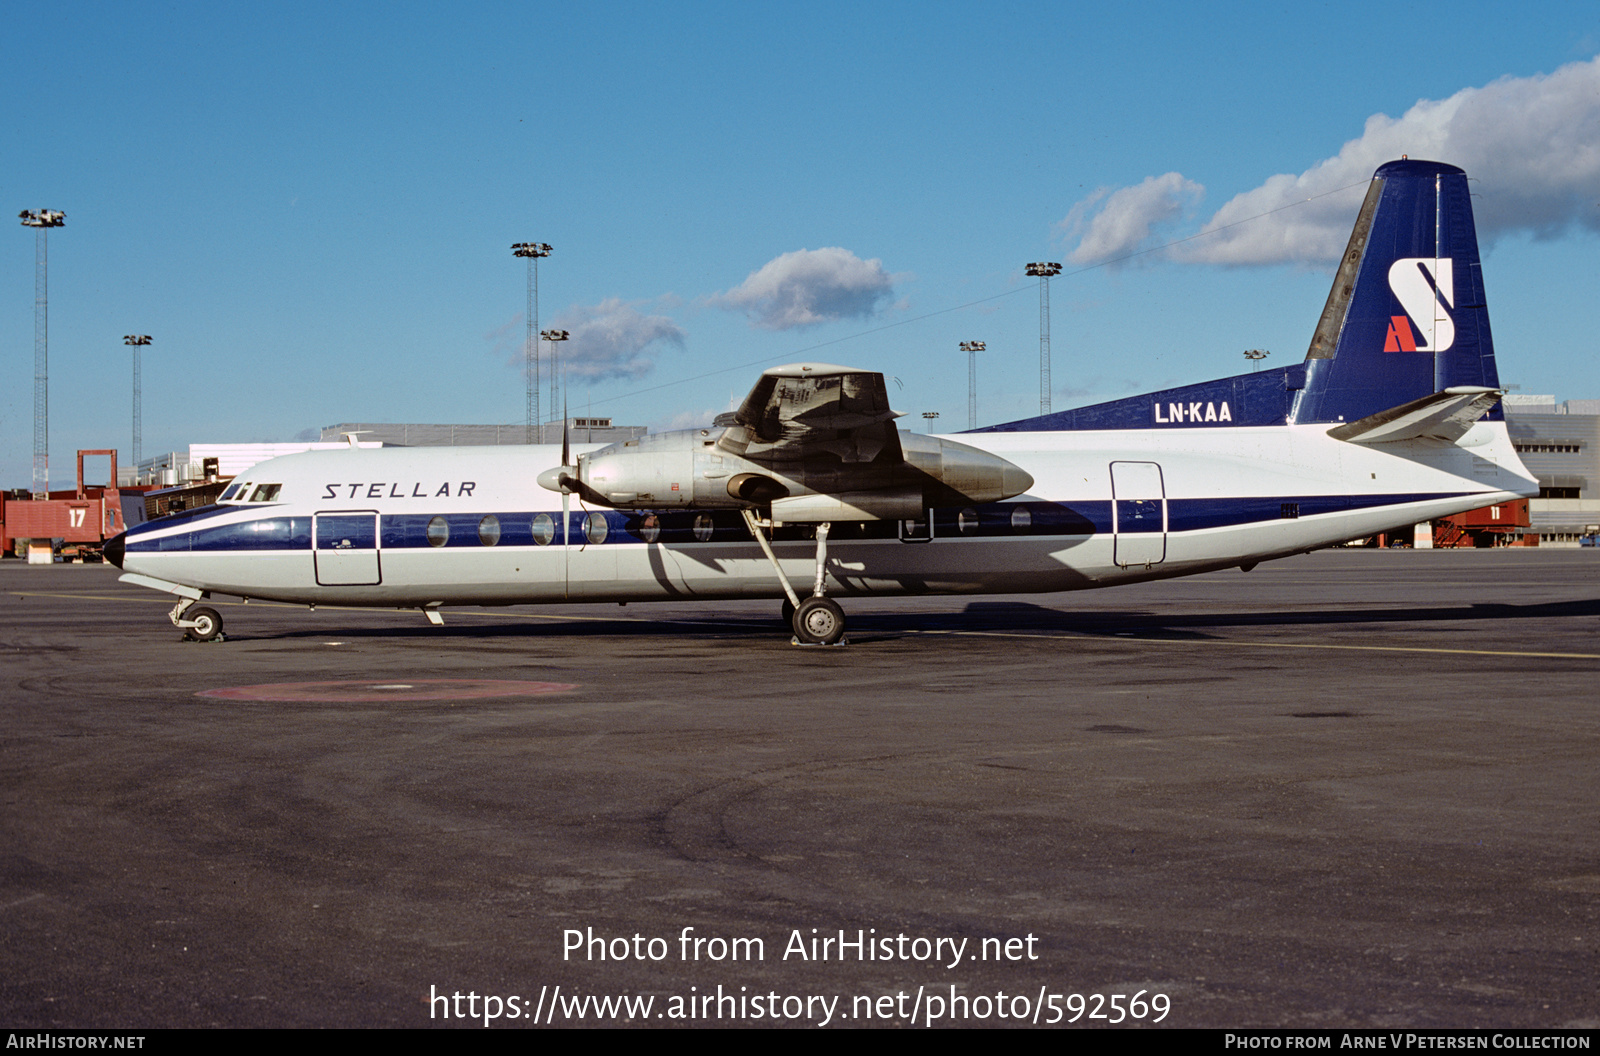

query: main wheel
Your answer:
[792,596,845,645]
[184,606,223,642]
[780,597,796,626]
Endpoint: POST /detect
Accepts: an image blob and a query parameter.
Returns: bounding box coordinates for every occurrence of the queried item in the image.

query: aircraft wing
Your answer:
[716,363,904,464]
[1326,386,1503,444]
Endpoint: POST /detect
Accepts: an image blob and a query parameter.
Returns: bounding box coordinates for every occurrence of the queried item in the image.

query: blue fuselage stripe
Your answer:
[122,492,1472,553]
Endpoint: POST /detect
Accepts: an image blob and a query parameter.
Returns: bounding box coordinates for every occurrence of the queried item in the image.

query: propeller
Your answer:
[536,407,613,510]
[533,406,604,559]
[536,409,581,493]
[561,412,570,558]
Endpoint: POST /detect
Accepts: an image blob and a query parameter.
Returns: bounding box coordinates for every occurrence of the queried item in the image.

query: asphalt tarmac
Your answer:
[2,550,1598,1029]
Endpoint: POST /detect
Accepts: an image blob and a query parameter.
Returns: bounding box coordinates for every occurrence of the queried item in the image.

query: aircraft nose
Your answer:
[104,532,126,568]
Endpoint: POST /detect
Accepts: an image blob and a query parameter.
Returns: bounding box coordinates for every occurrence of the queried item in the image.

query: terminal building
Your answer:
[1503,397,1600,545]
[124,443,380,488]
[115,419,650,519]
[317,418,647,447]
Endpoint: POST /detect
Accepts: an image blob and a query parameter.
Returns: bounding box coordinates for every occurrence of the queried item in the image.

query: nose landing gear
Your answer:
[170,597,225,642]
[183,606,224,642]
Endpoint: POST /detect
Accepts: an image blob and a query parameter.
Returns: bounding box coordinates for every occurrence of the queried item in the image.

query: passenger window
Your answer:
[478,515,501,546]
[958,507,980,535]
[531,513,555,546]
[584,513,609,545]
[1010,505,1031,532]
[693,514,714,542]
[427,516,450,547]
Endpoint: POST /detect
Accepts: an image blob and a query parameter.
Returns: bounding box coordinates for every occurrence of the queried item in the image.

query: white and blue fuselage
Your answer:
[107,159,1540,637]
[111,423,1533,608]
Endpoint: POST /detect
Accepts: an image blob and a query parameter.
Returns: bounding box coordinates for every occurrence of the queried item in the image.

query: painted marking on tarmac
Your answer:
[12,590,653,622]
[197,679,579,702]
[911,629,1600,661]
[20,590,1598,660]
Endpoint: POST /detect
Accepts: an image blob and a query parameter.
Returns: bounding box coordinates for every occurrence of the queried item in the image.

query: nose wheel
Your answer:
[167,597,225,642]
[183,606,223,642]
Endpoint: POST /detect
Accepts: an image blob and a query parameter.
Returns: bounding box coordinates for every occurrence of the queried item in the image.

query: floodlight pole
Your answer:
[512,242,552,443]
[1243,348,1270,373]
[1025,262,1062,415]
[960,341,985,430]
[20,209,65,499]
[124,335,152,469]
[541,329,570,436]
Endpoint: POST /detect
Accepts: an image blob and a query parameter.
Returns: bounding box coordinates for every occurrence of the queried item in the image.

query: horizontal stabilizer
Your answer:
[1326,386,1502,444]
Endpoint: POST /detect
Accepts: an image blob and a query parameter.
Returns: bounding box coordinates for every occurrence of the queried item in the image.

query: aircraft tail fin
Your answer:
[1294,158,1501,425]
[980,159,1503,435]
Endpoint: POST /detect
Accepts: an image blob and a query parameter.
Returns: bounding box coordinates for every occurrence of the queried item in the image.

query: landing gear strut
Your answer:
[742,511,846,645]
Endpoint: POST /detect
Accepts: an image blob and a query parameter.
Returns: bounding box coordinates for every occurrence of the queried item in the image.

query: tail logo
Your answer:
[1385,258,1455,353]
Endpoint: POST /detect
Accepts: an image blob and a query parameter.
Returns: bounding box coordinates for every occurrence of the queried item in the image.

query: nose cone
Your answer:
[536,466,571,493]
[104,531,126,568]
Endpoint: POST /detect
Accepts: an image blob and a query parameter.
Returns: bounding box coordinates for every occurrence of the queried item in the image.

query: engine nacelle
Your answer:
[553,426,1033,520]
[578,430,700,506]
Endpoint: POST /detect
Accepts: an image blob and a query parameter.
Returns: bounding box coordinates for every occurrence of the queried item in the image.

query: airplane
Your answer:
[106,158,1538,645]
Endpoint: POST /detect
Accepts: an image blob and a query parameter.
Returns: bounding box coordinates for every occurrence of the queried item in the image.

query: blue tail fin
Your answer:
[981,158,1501,433]
[1295,158,1501,425]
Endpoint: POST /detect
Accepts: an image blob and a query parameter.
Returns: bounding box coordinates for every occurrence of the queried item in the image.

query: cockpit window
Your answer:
[249,484,283,502]
[220,482,244,501]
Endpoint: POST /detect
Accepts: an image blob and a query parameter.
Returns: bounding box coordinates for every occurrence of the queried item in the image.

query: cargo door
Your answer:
[1110,461,1166,568]
[315,512,381,585]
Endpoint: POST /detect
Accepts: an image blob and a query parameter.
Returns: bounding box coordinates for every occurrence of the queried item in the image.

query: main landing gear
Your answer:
[741,511,847,646]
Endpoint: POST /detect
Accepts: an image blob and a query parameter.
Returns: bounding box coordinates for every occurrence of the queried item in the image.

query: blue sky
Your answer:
[4,1,1599,488]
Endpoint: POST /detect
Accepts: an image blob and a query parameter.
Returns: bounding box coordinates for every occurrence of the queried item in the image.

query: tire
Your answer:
[780,597,796,627]
[184,606,223,642]
[792,597,845,645]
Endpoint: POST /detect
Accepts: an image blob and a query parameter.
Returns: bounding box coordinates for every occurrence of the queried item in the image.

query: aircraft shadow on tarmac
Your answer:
[230,594,1600,644]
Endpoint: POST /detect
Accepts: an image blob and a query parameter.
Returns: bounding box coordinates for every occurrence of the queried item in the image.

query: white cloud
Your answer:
[1059,173,1203,266]
[551,298,685,382]
[711,247,895,330]
[1062,55,1600,268]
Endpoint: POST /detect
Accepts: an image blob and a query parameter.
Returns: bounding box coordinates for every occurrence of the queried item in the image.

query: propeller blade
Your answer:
[562,479,571,565]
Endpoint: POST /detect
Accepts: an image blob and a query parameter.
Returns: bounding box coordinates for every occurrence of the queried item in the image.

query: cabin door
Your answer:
[314,511,382,586]
[1110,461,1167,568]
